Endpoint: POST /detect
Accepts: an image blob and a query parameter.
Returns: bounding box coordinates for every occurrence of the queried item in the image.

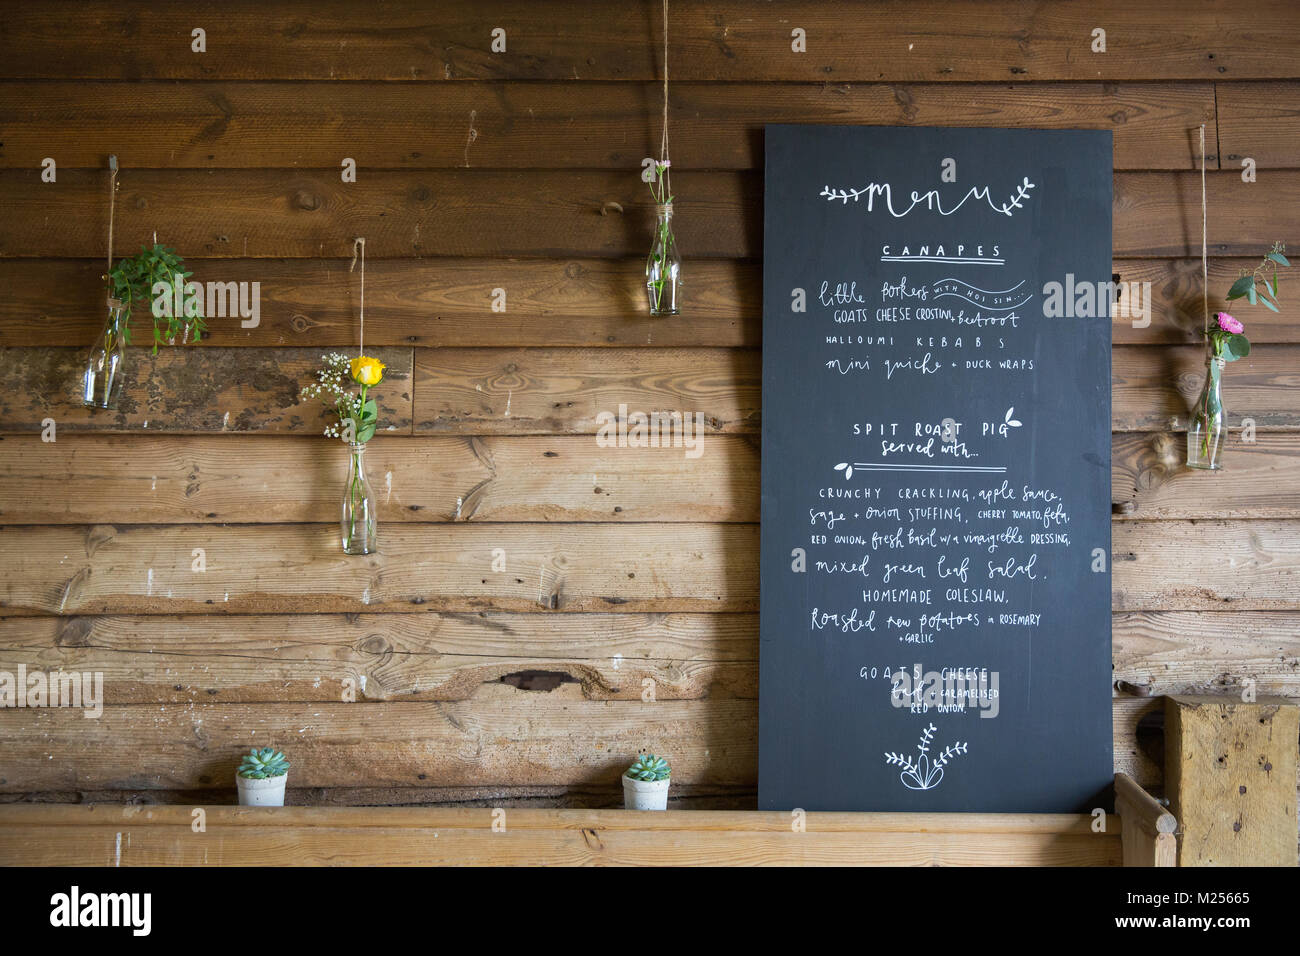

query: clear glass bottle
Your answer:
[82,298,128,409]
[341,441,378,554]
[1186,357,1225,470]
[645,203,682,316]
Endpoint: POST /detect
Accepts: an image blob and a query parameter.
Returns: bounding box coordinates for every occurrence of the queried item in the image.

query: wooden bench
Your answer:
[0,773,1174,866]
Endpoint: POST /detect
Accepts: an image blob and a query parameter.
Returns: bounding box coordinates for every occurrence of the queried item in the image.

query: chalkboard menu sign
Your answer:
[759,126,1113,813]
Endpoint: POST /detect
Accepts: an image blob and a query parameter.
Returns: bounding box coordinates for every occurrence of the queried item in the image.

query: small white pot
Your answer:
[622,775,670,810]
[236,773,287,807]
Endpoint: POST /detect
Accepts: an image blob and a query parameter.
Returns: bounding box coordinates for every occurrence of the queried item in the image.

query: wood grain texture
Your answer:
[2,344,1295,436]
[1113,432,1300,519]
[0,346,412,434]
[1165,695,1299,866]
[2,0,1295,82]
[1113,520,1300,612]
[5,609,1295,704]
[0,782,757,810]
[0,521,1293,616]
[0,81,1215,170]
[0,434,760,524]
[1216,82,1300,170]
[0,692,1157,792]
[1,169,1294,259]
[7,257,1296,350]
[0,612,757,702]
[412,347,760,435]
[0,523,760,615]
[0,805,1126,867]
[1113,611,1300,698]
[410,345,1300,435]
[4,431,1299,525]
[1111,346,1300,432]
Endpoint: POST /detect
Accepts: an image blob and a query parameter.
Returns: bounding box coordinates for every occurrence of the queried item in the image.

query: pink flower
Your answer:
[1217,312,1244,334]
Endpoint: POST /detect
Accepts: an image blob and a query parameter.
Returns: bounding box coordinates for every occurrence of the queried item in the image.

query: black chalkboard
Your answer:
[759,126,1113,813]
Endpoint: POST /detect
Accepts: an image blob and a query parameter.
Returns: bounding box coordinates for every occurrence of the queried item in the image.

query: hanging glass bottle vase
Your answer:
[82,297,128,409]
[341,440,378,554]
[645,203,682,316]
[1186,357,1226,470]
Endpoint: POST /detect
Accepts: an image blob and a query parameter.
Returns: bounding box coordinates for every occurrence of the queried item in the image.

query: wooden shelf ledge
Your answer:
[0,777,1173,866]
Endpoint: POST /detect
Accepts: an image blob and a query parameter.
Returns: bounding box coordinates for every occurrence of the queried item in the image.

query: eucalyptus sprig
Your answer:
[1226,241,1290,314]
[105,243,207,353]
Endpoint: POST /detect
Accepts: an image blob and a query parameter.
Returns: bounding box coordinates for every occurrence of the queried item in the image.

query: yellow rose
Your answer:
[350,355,386,387]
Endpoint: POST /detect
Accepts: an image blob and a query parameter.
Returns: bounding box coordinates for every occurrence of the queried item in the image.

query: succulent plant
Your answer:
[237,747,290,779]
[625,753,670,782]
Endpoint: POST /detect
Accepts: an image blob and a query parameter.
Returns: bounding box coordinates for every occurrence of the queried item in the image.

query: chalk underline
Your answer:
[849,462,1008,473]
[881,256,1006,265]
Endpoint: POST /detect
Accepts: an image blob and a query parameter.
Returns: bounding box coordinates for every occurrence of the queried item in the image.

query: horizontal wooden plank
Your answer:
[1112,346,1300,432]
[0,612,757,702]
[4,430,1299,525]
[6,608,1296,704]
[0,347,413,435]
[0,687,758,790]
[1114,520,1300,612]
[2,0,1295,82]
[0,523,759,615]
[0,258,753,349]
[412,347,759,435]
[4,257,1296,350]
[0,691,1155,793]
[4,344,1295,436]
[1216,82,1300,170]
[0,782,756,810]
[1114,431,1300,520]
[0,81,1214,170]
[0,170,1293,259]
[0,803,1115,833]
[0,521,1293,616]
[0,806,1122,866]
[1114,611,1300,698]
[0,435,760,524]
[1110,257,1300,345]
[409,345,1300,435]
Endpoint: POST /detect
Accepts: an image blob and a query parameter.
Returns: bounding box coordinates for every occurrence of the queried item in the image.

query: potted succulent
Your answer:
[235,747,290,807]
[622,753,671,810]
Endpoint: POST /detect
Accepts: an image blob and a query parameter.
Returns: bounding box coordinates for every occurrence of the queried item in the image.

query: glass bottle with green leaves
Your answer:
[645,160,682,316]
[83,243,206,409]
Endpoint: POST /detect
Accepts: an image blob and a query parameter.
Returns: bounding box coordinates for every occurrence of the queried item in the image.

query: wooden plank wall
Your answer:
[0,0,1297,815]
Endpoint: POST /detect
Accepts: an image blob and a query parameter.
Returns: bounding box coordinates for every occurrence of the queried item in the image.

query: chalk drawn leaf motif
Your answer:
[1004,407,1022,428]
[834,462,853,480]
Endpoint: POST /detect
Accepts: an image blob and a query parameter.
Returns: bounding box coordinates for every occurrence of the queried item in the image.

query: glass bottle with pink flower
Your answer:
[1188,312,1247,469]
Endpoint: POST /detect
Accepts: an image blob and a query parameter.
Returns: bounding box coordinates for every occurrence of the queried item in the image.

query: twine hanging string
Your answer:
[106,155,119,298]
[1199,124,1210,342]
[659,0,671,200]
[350,237,366,356]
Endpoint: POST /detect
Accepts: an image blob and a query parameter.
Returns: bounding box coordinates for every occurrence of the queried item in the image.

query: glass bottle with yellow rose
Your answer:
[301,352,387,554]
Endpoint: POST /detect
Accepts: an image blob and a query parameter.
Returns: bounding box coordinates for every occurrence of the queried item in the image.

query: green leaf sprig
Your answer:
[105,242,207,353]
[1225,241,1290,314]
